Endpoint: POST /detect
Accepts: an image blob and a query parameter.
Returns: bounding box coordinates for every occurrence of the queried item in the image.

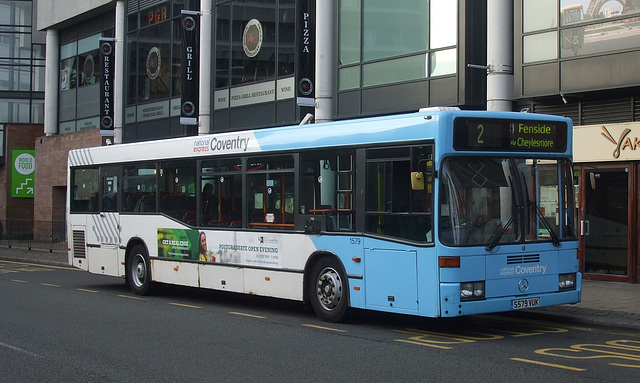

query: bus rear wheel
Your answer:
[127,245,152,295]
[309,257,348,322]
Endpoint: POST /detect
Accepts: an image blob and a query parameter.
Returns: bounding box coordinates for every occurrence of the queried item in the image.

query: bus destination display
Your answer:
[453,118,568,152]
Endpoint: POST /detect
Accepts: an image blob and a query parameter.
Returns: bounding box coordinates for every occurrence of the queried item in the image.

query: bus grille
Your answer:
[72,230,86,258]
[506,254,539,264]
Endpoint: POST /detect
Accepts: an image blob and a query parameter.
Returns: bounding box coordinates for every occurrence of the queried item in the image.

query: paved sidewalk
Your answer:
[1,245,639,330]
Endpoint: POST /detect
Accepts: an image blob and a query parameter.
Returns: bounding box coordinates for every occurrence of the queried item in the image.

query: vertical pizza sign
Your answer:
[181,10,199,126]
[296,0,315,107]
[99,38,115,136]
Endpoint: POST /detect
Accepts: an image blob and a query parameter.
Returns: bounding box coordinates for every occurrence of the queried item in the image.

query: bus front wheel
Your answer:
[127,245,152,295]
[309,257,348,322]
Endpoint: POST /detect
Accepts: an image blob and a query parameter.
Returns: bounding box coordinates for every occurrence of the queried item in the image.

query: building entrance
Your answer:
[577,165,632,281]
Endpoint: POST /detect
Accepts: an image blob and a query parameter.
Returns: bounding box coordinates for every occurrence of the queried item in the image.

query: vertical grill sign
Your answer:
[181,10,199,125]
[296,0,315,106]
[99,38,115,136]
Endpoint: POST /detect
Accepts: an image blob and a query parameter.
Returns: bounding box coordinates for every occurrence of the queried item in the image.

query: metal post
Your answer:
[199,0,212,134]
[314,0,335,123]
[114,1,125,144]
[44,29,59,136]
[486,0,513,112]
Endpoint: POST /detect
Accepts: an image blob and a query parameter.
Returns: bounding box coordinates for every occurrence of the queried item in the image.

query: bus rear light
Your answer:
[460,281,485,301]
[559,273,576,291]
[439,256,460,268]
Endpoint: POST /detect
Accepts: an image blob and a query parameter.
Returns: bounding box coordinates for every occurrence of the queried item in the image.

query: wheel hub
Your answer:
[316,268,342,310]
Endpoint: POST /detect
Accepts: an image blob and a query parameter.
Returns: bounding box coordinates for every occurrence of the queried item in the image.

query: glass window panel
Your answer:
[0,31,31,59]
[31,99,44,123]
[230,2,276,85]
[523,31,557,63]
[524,0,557,32]
[215,3,231,88]
[60,57,76,90]
[278,0,295,76]
[78,51,99,87]
[429,48,456,77]
[338,66,360,91]
[0,1,32,26]
[561,16,640,58]
[430,0,457,49]
[362,0,428,61]
[362,54,426,87]
[78,34,101,55]
[171,20,181,97]
[60,42,77,60]
[126,34,137,104]
[339,0,361,65]
[0,64,30,90]
[138,22,172,101]
[0,98,30,123]
[70,168,100,212]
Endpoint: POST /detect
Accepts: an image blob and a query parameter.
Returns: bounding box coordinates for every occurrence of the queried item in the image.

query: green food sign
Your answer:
[12,150,35,198]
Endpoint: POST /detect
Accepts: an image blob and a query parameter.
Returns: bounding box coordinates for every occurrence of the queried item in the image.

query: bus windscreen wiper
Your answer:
[485,205,521,251]
[531,202,561,247]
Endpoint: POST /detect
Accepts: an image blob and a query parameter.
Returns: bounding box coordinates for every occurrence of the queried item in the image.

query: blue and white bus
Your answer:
[67,108,581,322]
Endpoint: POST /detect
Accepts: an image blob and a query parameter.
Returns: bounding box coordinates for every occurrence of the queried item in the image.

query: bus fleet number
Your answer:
[350,238,361,245]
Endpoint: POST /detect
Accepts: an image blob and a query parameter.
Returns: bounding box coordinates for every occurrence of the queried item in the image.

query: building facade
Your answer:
[0,0,45,236]
[18,0,640,282]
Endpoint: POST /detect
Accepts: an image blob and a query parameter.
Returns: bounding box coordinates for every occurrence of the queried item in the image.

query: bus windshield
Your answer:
[439,157,577,247]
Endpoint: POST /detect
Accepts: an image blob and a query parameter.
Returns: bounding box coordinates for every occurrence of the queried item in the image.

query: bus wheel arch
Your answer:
[125,239,153,295]
[305,252,350,322]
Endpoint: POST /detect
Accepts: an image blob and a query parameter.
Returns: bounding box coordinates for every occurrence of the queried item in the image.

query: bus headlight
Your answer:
[559,273,576,291]
[460,281,485,301]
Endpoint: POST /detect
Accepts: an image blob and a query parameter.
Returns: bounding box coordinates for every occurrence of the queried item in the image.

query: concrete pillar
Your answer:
[44,29,59,136]
[114,1,125,144]
[486,0,513,112]
[314,0,334,123]
[199,0,212,134]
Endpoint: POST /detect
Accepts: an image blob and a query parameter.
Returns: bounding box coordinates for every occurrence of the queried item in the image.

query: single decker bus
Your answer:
[67,108,581,322]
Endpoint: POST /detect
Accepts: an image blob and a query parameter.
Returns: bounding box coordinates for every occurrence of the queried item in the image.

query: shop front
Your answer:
[574,123,640,283]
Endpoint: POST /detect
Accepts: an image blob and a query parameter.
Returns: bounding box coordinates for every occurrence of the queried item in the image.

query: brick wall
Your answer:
[34,129,104,223]
[0,124,42,221]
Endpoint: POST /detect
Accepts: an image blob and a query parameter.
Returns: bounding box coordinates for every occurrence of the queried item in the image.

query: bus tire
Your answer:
[309,257,348,322]
[127,245,152,295]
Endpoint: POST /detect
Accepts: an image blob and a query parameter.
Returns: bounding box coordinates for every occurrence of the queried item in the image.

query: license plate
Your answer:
[511,297,540,310]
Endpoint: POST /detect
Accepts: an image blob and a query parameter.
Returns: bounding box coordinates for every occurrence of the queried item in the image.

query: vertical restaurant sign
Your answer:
[181,10,200,126]
[12,150,35,198]
[296,0,315,106]
[99,38,115,136]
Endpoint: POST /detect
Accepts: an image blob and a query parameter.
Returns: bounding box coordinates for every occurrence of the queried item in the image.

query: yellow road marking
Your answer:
[41,283,60,287]
[118,294,146,301]
[301,324,347,333]
[77,288,99,293]
[511,358,586,371]
[11,280,27,283]
[170,302,202,309]
[0,260,78,271]
[229,311,266,319]
[394,339,452,349]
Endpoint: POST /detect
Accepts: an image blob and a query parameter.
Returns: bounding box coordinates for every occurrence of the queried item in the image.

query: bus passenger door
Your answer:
[364,247,418,312]
[85,166,121,276]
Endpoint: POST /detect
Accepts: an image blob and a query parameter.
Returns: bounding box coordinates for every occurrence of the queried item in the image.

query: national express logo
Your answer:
[192,136,251,153]
[601,126,639,159]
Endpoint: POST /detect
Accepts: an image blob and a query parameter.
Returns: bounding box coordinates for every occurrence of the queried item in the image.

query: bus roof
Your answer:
[68,109,572,167]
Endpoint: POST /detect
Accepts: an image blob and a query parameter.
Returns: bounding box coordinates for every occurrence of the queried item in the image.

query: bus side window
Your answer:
[70,167,99,213]
[300,150,355,232]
